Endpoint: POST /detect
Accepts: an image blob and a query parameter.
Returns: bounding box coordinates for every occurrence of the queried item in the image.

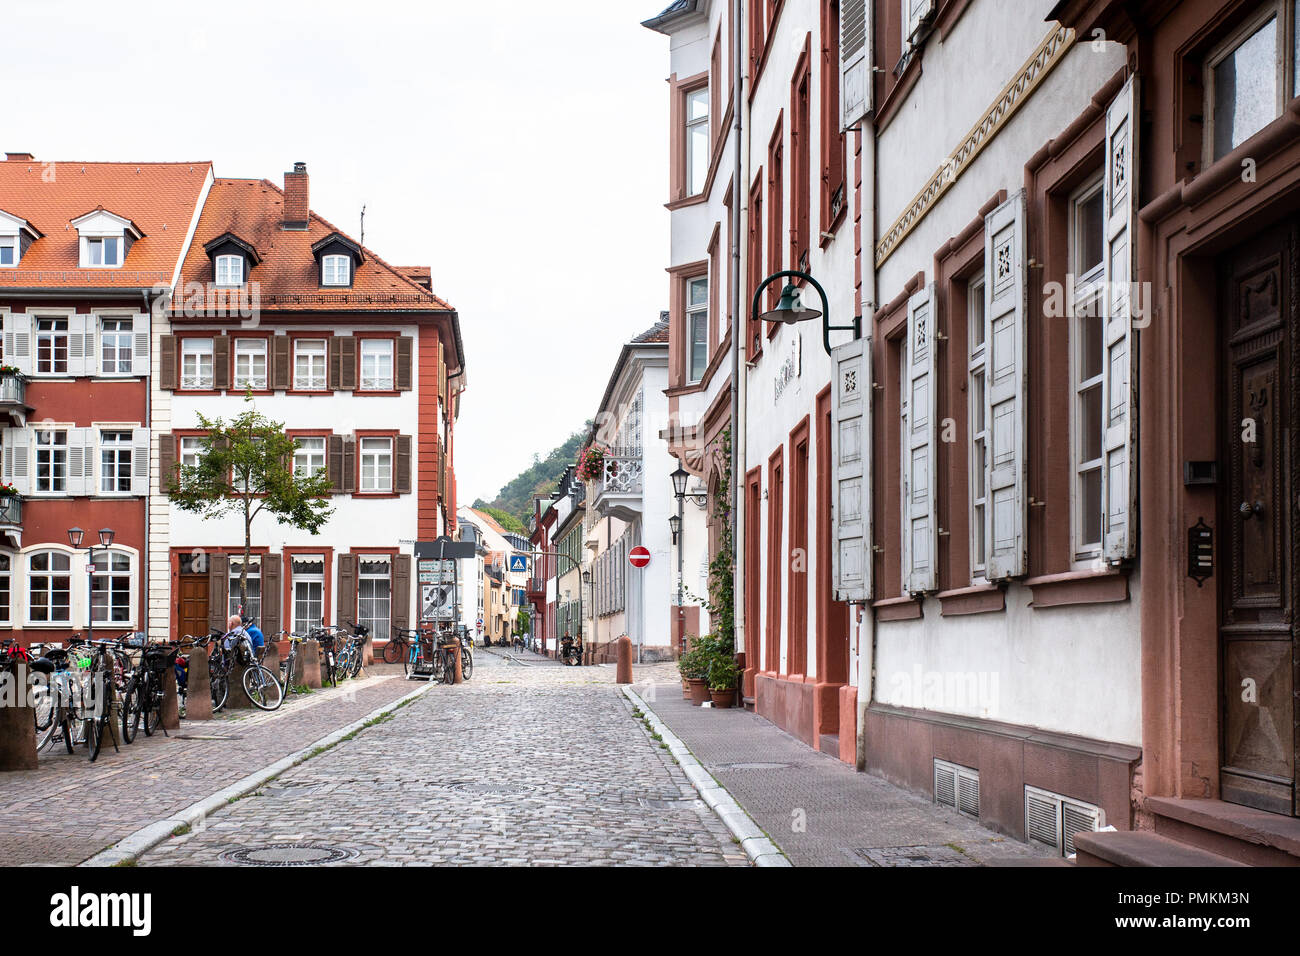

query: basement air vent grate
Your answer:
[933,759,979,819]
[1025,785,1105,856]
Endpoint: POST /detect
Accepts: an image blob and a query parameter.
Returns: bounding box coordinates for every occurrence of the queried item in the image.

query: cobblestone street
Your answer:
[137,652,747,866]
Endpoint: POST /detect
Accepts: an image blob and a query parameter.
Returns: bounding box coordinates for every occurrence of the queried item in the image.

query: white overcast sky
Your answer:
[2,0,669,507]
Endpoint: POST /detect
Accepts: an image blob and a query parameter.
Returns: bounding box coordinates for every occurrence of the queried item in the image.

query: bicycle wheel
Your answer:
[121,677,141,744]
[143,678,163,737]
[402,642,412,677]
[211,672,229,712]
[383,637,404,665]
[350,645,364,679]
[441,649,456,685]
[460,648,473,681]
[33,682,55,752]
[87,672,110,761]
[242,665,283,711]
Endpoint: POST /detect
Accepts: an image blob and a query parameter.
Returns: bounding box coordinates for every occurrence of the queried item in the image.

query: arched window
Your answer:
[91,549,134,624]
[27,550,71,624]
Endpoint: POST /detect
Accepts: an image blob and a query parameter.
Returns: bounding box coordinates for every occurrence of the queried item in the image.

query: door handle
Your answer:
[1239,500,1265,519]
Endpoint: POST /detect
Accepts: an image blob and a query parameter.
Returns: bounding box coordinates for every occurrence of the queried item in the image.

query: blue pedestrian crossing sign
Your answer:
[508,554,529,573]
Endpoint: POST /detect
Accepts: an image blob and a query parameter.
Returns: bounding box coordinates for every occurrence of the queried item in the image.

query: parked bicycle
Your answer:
[122,640,190,742]
[334,621,370,681]
[29,641,87,754]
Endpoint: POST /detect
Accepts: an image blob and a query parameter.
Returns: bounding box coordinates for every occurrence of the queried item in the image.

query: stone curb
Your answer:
[79,680,436,867]
[622,684,791,868]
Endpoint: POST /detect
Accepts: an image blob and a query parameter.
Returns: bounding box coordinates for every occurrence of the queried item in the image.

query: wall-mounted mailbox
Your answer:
[1188,518,1213,586]
[1184,461,1218,486]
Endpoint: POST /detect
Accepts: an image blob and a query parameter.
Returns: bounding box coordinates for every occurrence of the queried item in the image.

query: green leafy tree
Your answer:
[167,397,335,619]
[514,607,531,635]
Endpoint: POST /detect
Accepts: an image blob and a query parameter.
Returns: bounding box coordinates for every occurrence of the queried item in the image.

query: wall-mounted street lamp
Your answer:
[68,526,115,647]
[668,513,682,545]
[670,464,708,509]
[751,269,861,356]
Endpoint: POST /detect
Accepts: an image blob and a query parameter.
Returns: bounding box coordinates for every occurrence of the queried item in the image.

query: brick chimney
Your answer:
[5,152,34,161]
[282,162,309,229]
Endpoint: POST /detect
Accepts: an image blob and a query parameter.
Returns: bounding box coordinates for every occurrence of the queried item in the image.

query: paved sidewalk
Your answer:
[633,678,1058,867]
[1,671,416,866]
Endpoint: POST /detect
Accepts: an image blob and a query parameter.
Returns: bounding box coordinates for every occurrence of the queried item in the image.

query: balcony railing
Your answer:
[0,495,22,544]
[0,372,25,406]
[598,450,643,495]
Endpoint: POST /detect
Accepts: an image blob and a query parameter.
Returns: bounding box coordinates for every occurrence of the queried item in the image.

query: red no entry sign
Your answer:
[629,546,651,568]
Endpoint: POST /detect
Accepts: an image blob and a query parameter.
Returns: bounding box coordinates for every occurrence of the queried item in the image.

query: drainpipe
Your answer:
[731,0,748,687]
[856,103,879,774]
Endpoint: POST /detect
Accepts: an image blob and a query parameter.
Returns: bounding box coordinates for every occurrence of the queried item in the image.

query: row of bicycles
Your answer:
[383,625,474,683]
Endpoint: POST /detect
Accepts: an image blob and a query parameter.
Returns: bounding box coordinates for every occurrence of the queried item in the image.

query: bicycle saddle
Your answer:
[30,657,55,674]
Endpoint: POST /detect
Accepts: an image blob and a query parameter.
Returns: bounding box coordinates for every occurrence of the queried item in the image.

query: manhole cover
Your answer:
[220,843,356,866]
[443,782,534,795]
[716,762,790,770]
[852,845,976,867]
[174,734,242,741]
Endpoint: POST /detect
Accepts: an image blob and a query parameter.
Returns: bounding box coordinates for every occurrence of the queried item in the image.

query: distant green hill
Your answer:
[474,425,589,526]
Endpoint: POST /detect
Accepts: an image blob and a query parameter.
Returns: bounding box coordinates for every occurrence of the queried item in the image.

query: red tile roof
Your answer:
[470,508,508,536]
[174,178,454,313]
[0,158,212,288]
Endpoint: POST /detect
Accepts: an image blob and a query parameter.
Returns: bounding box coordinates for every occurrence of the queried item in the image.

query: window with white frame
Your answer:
[358,558,392,638]
[0,236,16,267]
[36,318,69,375]
[322,255,350,286]
[687,276,709,383]
[968,275,988,579]
[359,437,393,492]
[291,555,325,634]
[228,557,261,622]
[84,236,121,267]
[233,338,267,389]
[27,550,71,623]
[180,436,205,470]
[99,317,133,374]
[1205,1,1300,162]
[181,338,214,389]
[293,338,327,390]
[293,436,327,478]
[359,339,394,390]
[686,86,709,195]
[100,429,132,493]
[0,554,10,623]
[1070,175,1106,560]
[34,429,68,494]
[91,549,133,624]
[215,254,243,287]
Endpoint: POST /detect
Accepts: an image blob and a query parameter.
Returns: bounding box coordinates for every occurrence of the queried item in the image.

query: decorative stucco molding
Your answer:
[875,25,1076,268]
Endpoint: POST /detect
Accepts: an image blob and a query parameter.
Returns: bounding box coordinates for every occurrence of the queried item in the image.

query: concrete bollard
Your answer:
[0,663,38,770]
[362,635,374,667]
[615,636,633,684]
[187,647,213,721]
[261,642,280,677]
[226,659,254,709]
[299,640,322,689]
[452,641,463,684]
[161,664,180,731]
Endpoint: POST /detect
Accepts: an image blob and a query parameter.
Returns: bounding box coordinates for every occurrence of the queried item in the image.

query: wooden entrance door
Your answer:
[178,573,209,642]
[1219,220,1299,816]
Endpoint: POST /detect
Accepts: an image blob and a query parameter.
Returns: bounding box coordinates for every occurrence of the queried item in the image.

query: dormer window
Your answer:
[203,232,260,288]
[0,209,43,268]
[215,255,244,287]
[310,232,364,289]
[323,255,350,286]
[71,208,141,269]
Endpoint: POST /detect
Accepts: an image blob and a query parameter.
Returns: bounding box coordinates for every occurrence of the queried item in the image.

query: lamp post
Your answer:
[68,526,115,646]
[750,269,860,355]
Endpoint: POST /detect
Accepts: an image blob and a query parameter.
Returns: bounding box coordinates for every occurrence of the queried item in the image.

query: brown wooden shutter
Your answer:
[438,342,446,405]
[342,437,356,493]
[159,335,177,390]
[208,552,229,631]
[262,553,281,636]
[213,334,230,390]
[393,554,411,631]
[158,432,176,492]
[337,553,358,628]
[327,435,344,493]
[432,436,442,500]
[396,336,413,390]
[272,335,290,391]
[328,337,342,389]
[340,337,358,390]
[396,435,412,493]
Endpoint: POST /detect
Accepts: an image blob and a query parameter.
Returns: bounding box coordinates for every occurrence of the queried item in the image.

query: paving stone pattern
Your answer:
[138,652,746,866]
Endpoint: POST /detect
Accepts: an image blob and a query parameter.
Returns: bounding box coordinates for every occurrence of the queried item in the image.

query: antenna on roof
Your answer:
[359,204,366,248]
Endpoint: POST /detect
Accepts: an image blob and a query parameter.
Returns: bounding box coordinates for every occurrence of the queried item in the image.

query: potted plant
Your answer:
[576,443,607,482]
[0,364,22,379]
[0,481,18,498]
[708,653,738,709]
[678,637,712,704]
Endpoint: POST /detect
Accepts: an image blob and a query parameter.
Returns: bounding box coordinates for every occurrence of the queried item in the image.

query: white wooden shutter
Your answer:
[130,426,150,495]
[131,313,150,377]
[983,191,1029,580]
[5,313,31,374]
[840,0,872,128]
[906,0,935,42]
[68,313,90,377]
[903,283,937,594]
[831,334,872,602]
[2,428,30,495]
[1102,74,1139,564]
[65,428,86,496]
